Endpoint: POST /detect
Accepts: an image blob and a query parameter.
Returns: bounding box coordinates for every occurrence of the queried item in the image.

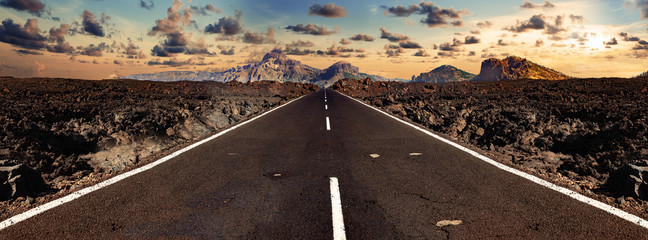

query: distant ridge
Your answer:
[411,65,475,83]
[471,56,570,81]
[124,50,398,87]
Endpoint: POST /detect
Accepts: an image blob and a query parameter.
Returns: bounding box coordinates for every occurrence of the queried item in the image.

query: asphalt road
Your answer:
[2,89,647,239]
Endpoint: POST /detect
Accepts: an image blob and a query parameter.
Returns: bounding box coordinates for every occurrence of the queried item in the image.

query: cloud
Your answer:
[217,45,235,55]
[339,38,351,45]
[150,0,208,56]
[349,33,374,41]
[476,21,492,28]
[284,46,315,55]
[464,36,480,44]
[504,14,566,36]
[0,0,46,17]
[34,60,44,73]
[322,43,359,56]
[147,58,193,67]
[46,24,74,53]
[635,0,648,19]
[308,3,347,18]
[380,27,410,42]
[204,10,243,35]
[81,10,106,37]
[605,38,618,46]
[285,23,337,35]
[520,0,555,9]
[382,1,470,28]
[413,49,430,57]
[191,4,222,16]
[13,49,42,55]
[123,42,146,58]
[81,43,109,56]
[243,27,275,44]
[535,39,544,47]
[385,48,404,57]
[569,14,584,24]
[620,32,641,41]
[399,40,422,48]
[436,38,463,52]
[139,0,153,10]
[286,40,314,47]
[114,59,124,65]
[0,18,47,49]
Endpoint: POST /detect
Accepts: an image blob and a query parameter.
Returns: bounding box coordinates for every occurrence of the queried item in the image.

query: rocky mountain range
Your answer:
[125,50,391,87]
[471,56,570,81]
[410,65,475,83]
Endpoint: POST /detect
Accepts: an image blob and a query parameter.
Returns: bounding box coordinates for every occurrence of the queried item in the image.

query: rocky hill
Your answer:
[472,56,570,81]
[411,65,475,83]
[126,50,395,87]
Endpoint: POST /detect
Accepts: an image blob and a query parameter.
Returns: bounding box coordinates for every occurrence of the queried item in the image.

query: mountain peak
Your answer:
[473,56,569,81]
[411,65,475,83]
[262,49,287,62]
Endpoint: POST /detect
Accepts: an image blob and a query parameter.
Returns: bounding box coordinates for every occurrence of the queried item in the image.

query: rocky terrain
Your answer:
[411,65,475,83]
[472,56,570,81]
[0,77,316,218]
[126,50,394,87]
[333,77,648,210]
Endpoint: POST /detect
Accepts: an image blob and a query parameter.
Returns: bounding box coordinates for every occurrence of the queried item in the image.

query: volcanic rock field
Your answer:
[333,77,648,213]
[0,77,317,219]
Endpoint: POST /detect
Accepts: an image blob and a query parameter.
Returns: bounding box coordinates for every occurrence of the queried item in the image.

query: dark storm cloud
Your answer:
[620,32,641,41]
[204,10,243,35]
[242,28,275,44]
[350,33,374,42]
[285,23,337,35]
[464,36,480,44]
[382,1,470,28]
[399,40,422,48]
[81,10,105,37]
[0,18,47,49]
[504,14,566,36]
[308,3,347,18]
[13,49,42,55]
[520,0,555,9]
[139,0,154,10]
[379,27,410,43]
[0,0,46,17]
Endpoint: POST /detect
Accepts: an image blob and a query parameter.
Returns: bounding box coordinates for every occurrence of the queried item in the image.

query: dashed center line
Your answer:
[329,177,347,240]
[325,104,328,110]
[326,117,331,130]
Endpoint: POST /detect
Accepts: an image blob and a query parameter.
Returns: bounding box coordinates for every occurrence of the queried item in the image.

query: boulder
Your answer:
[0,160,46,201]
[606,160,648,200]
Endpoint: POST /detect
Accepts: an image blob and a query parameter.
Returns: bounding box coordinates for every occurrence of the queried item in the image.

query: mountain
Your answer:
[410,65,475,83]
[471,56,570,81]
[124,50,397,87]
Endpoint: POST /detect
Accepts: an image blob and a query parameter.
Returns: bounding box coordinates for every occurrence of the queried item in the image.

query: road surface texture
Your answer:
[1,89,647,239]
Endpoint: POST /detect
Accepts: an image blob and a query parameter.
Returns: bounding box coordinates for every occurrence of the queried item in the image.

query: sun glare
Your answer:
[585,33,607,50]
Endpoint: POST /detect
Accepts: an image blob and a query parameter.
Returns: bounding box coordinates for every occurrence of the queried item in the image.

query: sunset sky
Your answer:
[1,0,648,80]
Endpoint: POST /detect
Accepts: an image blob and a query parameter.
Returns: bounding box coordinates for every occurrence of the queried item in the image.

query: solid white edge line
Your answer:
[0,95,307,231]
[330,177,347,240]
[336,91,648,229]
[326,117,331,131]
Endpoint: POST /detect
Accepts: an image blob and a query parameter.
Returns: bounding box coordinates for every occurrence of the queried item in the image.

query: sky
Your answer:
[1,0,648,80]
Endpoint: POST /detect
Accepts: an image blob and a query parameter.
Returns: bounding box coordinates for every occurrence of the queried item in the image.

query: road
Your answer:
[1,89,647,239]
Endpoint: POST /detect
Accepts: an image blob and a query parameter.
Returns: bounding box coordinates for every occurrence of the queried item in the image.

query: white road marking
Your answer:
[325,99,327,103]
[436,220,462,227]
[337,91,648,229]
[326,117,331,131]
[409,153,422,156]
[0,95,307,231]
[369,154,380,158]
[329,177,347,240]
[325,104,328,110]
